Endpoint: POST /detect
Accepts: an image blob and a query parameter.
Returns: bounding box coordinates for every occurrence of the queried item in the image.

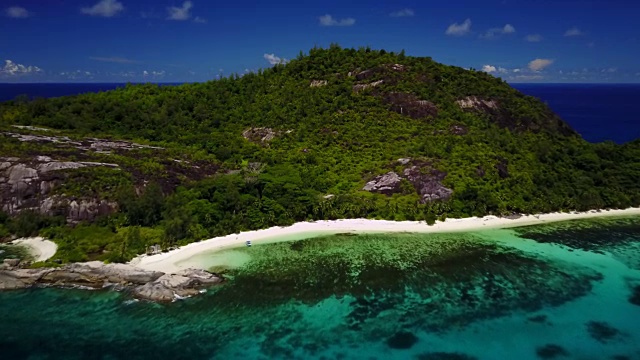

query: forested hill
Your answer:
[1,45,639,263]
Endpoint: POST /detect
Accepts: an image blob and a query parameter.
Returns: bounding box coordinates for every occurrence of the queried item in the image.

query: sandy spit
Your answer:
[11,237,58,262]
[130,208,640,273]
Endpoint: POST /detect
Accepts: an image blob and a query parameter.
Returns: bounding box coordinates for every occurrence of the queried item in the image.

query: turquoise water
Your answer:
[1,217,640,359]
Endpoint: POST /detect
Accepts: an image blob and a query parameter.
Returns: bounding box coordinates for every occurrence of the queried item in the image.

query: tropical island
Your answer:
[1,46,640,299]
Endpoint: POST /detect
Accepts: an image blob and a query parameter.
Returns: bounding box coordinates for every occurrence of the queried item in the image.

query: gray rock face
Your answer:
[310,80,328,87]
[402,165,453,203]
[0,156,118,222]
[362,172,403,195]
[362,161,453,203]
[3,132,163,152]
[0,262,222,302]
[242,127,279,145]
[456,96,498,110]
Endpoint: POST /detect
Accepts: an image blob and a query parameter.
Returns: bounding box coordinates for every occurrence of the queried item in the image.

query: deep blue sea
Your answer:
[0,83,639,143]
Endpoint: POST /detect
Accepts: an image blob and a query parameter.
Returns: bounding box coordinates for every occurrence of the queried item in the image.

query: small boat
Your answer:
[245,240,252,247]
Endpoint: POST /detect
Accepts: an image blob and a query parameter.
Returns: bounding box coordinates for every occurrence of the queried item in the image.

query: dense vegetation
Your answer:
[1,45,639,264]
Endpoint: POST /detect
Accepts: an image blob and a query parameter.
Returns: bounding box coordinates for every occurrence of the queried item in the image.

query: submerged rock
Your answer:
[386,331,418,349]
[0,262,222,302]
[535,344,569,359]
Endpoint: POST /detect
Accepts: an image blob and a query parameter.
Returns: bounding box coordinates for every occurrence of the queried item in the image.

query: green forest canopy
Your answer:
[1,45,639,263]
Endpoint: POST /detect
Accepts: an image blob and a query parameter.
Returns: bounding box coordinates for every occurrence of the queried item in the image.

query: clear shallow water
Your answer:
[1,217,640,360]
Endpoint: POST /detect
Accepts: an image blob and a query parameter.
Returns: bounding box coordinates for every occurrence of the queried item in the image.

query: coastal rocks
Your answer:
[3,258,21,268]
[381,92,438,119]
[362,172,403,195]
[0,261,223,302]
[242,127,279,145]
[362,160,453,203]
[132,269,223,301]
[0,156,118,222]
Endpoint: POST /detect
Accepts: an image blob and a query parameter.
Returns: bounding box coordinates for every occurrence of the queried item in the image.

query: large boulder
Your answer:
[362,161,453,203]
[403,165,453,203]
[362,172,403,195]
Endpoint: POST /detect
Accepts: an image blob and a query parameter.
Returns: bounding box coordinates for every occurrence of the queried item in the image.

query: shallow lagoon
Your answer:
[1,216,640,360]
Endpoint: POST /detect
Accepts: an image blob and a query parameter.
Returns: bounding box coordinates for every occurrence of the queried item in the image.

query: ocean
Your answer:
[1,83,639,143]
[1,216,640,359]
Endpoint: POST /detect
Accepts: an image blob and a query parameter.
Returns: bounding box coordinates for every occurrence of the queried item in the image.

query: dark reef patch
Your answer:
[629,285,640,306]
[416,352,478,360]
[515,217,640,252]
[586,321,622,343]
[527,314,549,324]
[535,344,570,359]
[386,331,418,349]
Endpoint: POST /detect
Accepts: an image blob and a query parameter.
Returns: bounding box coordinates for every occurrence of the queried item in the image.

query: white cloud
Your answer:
[503,24,515,34]
[264,53,287,65]
[143,70,149,76]
[193,16,206,23]
[319,14,355,27]
[167,1,193,20]
[482,65,508,74]
[482,65,497,73]
[89,56,139,64]
[525,34,542,42]
[1,60,43,77]
[601,67,617,73]
[446,19,471,36]
[5,6,30,18]
[81,0,124,17]
[481,24,516,39]
[513,68,521,73]
[564,27,583,37]
[528,58,554,71]
[390,8,414,17]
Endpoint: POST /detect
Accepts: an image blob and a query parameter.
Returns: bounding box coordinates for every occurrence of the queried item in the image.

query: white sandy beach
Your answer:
[11,237,58,262]
[131,208,640,273]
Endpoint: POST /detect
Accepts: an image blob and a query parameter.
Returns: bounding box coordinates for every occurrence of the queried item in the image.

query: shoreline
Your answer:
[11,237,58,262]
[131,208,640,273]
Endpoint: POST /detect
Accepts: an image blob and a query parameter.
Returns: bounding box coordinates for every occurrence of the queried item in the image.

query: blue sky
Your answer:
[1,0,639,83]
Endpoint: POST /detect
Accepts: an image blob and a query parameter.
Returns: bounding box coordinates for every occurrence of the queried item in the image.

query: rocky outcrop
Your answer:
[455,96,576,136]
[449,125,468,135]
[0,156,118,222]
[3,132,164,153]
[362,172,403,195]
[402,164,453,203]
[362,160,453,203]
[353,80,384,93]
[0,261,223,302]
[310,80,328,87]
[242,127,279,145]
[381,92,438,119]
[456,96,498,111]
